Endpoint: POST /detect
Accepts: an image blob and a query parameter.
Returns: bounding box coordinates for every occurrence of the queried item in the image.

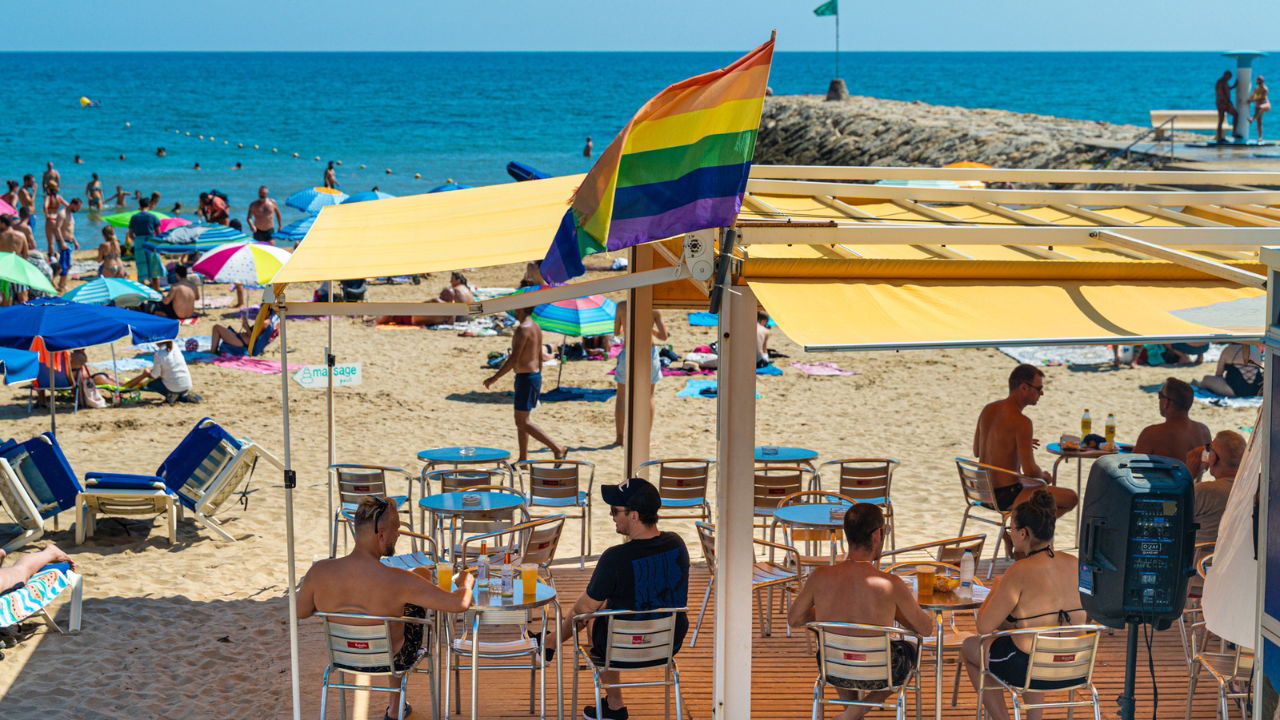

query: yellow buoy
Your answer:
[335,160,342,166]
[198,135,204,140]
[414,172,421,179]
[292,152,299,158]
[359,164,366,169]
[79,96,91,107]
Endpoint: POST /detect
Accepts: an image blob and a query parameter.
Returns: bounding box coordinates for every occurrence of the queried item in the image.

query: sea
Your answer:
[0,51,1260,249]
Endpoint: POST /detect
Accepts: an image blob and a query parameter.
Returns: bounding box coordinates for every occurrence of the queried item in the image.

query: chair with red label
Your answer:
[753,464,815,539]
[975,624,1104,720]
[633,457,715,523]
[329,463,417,557]
[314,610,435,720]
[513,459,594,569]
[807,621,923,720]
[571,607,688,720]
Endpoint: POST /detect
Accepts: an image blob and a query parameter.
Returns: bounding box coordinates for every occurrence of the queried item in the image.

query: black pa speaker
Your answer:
[1078,453,1196,630]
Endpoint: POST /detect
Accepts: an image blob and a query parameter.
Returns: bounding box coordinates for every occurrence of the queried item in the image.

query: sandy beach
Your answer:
[0,259,1259,718]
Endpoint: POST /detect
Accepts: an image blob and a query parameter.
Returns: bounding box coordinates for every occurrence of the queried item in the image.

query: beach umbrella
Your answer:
[0,252,57,295]
[157,217,192,234]
[341,190,396,204]
[0,298,179,432]
[531,294,616,337]
[63,277,162,307]
[427,180,473,193]
[0,346,38,386]
[0,199,16,216]
[158,222,249,245]
[275,215,317,246]
[286,187,348,213]
[102,209,172,228]
[192,242,291,285]
[507,161,549,182]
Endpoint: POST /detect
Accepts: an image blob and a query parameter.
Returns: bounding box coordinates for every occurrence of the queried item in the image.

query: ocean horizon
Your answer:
[1,50,1265,248]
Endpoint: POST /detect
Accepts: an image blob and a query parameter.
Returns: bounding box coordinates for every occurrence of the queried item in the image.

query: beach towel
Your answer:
[0,566,70,628]
[790,361,858,376]
[756,363,783,376]
[134,336,212,353]
[676,378,760,399]
[1001,344,1227,367]
[538,386,617,403]
[89,357,152,372]
[208,356,302,374]
[179,317,199,326]
[1140,382,1263,408]
[687,312,775,328]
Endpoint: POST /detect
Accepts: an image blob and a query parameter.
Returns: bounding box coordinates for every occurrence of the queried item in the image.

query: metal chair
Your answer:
[443,484,529,561]
[1178,544,1215,674]
[976,625,1104,720]
[427,467,509,494]
[1185,551,1252,720]
[817,458,899,548]
[513,459,594,568]
[690,521,800,645]
[879,534,987,569]
[753,464,816,536]
[328,464,416,557]
[773,490,857,575]
[807,621,923,720]
[314,610,436,720]
[634,457,714,522]
[955,458,1045,578]
[443,594,550,719]
[571,608,687,720]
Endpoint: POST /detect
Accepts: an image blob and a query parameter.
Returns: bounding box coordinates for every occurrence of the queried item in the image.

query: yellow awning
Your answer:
[749,279,1263,351]
[272,174,584,285]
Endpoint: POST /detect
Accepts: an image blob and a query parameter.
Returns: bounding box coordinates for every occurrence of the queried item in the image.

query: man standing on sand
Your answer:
[789,504,933,720]
[247,186,282,243]
[1216,70,1236,142]
[299,497,476,720]
[129,197,163,290]
[973,364,1078,520]
[85,173,104,210]
[323,161,338,189]
[484,281,567,462]
[1133,377,1211,463]
[17,175,37,231]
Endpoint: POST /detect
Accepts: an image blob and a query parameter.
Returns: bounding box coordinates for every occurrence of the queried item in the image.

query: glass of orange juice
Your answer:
[521,563,538,597]
[436,562,454,590]
[916,565,936,602]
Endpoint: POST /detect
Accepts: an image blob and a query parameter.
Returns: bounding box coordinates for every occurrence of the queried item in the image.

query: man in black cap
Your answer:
[544,476,689,720]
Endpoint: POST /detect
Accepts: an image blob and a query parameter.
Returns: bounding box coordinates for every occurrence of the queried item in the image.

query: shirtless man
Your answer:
[484,281,567,461]
[41,162,60,191]
[1,180,18,210]
[612,298,669,446]
[974,364,1078,521]
[246,186,282,243]
[85,173,104,210]
[323,161,338,189]
[1216,71,1236,142]
[17,175,37,231]
[756,310,772,366]
[152,265,198,319]
[789,504,934,720]
[56,198,82,291]
[1133,377,1211,463]
[298,497,475,720]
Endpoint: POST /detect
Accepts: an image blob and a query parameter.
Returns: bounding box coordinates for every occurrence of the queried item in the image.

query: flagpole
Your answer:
[835,7,840,79]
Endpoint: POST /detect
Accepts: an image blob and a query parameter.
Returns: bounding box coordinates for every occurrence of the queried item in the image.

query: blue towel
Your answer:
[687,312,775,328]
[677,378,760,399]
[539,386,617,403]
[757,363,783,376]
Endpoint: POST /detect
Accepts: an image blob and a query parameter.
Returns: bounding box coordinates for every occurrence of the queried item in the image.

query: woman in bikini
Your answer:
[97,226,124,278]
[1250,76,1271,141]
[961,489,1086,720]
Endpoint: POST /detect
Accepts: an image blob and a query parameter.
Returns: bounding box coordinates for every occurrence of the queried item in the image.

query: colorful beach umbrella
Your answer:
[192,242,292,285]
[102,210,172,228]
[157,217,192,234]
[275,215,317,245]
[0,252,56,295]
[531,295,616,337]
[341,190,396,204]
[158,222,249,245]
[0,346,38,386]
[64,277,162,307]
[286,187,348,213]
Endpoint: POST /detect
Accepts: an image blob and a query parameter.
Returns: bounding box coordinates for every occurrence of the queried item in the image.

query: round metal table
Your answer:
[1046,441,1132,546]
[773,502,850,563]
[908,578,989,720]
[417,446,514,492]
[419,491,527,559]
[754,445,818,464]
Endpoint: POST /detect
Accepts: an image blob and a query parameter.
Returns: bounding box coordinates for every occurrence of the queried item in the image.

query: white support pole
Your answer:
[713,283,757,719]
[1093,230,1268,289]
[325,287,335,552]
[278,300,302,720]
[624,245,655,477]
[1256,246,1280,719]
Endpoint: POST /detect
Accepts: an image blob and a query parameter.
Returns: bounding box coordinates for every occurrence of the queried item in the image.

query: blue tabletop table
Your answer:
[1045,441,1132,548]
[773,502,850,563]
[755,446,818,464]
[418,446,511,465]
[419,491,525,516]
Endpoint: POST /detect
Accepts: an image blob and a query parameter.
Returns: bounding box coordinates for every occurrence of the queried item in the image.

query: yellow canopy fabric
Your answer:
[749,278,1263,351]
[271,175,584,285]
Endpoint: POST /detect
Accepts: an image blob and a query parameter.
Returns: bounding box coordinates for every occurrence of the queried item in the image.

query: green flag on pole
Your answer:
[813,0,837,16]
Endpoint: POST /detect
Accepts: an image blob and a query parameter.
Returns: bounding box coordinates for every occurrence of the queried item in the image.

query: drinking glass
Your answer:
[521,563,538,597]
[916,565,936,602]
[460,446,476,457]
[436,562,454,590]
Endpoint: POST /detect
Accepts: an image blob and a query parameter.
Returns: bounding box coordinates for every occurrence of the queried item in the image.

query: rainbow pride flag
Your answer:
[541,37,775,284]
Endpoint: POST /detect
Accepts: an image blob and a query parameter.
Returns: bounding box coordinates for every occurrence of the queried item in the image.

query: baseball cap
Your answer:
[600,477,661,515]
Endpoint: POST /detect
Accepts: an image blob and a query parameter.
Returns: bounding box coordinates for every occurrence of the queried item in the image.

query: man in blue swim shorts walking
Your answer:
[484,281,567,462]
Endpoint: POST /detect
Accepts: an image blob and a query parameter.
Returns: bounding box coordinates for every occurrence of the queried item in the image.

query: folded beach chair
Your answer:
[0,561,83,642]
[26,349,79,416]
[78,417,282,543]
[0,457,47,554]
[0,433,85,532]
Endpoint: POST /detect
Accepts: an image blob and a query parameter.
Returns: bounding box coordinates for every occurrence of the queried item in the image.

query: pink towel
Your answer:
[790,361,858,377]
[209,355,303,374]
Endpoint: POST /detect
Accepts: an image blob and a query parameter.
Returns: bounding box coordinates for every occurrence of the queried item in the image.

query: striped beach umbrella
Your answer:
[286,187,348,213]
[0,252,56,295]
[102,210,171,228]
[341,190,396,204]
[64,277,162,307]
[530,294,616,337]
[192,242,292,285]
[275,215,317,245]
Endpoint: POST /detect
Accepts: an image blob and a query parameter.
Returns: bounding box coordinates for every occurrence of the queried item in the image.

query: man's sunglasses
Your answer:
[367,496,389,531]
[1022,382,1045,395]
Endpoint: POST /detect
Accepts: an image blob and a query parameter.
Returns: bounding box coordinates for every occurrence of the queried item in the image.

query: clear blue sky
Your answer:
[14,0,1280,52]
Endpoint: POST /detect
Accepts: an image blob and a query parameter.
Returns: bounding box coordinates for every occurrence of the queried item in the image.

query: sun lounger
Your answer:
[0,561,83,638]
[0,458,45,553]
[0,433,84,536]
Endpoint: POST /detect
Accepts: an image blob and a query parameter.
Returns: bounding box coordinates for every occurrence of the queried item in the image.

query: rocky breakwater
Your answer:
[755,95,1177,170]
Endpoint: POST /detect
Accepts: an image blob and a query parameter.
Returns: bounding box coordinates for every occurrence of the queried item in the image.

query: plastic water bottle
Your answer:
[1081,409,1092,437]
[1105,413,1116,446]
[959,550,975,600]
[477,542,490,588]
[499,551,514,597]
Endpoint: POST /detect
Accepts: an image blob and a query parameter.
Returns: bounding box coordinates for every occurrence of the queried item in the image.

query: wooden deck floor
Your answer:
[299,564,1239,719]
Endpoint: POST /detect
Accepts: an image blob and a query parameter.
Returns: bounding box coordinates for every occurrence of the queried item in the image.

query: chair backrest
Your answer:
[1,433,83,518]
[775,491,854,545]
[458,485,528,537]
[336,467,394,507]
[695,521,717,574]
[955,458,1000,510]
[156,418,243,496]
[598,609,682,671]
[318,613,400,675]
[637,458,713,504]
[430,468,506,494]
[811,622,910,690]
[823,458,897,503]
[518,460,592,502]
[192,443,271,514]
[520,515,566,568]
[753,465,810,511]
[32,348,74,390]
[1022,626,1102,692]
[879,534,988,567]
[0,458,42,535]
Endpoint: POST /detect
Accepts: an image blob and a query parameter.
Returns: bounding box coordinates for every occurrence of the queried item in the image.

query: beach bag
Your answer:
[685,351,718,368]
[77,368,107,409]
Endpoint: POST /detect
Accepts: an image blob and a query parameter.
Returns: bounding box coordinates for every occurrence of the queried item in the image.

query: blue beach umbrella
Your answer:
[275,215,317,246]
[286,187,349,213]
[0,346,38,386]
[159,222,250,245]
[427,180,473,193]
[64,277,162,307]
[0,298,179,432]
[341,190,397,204]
